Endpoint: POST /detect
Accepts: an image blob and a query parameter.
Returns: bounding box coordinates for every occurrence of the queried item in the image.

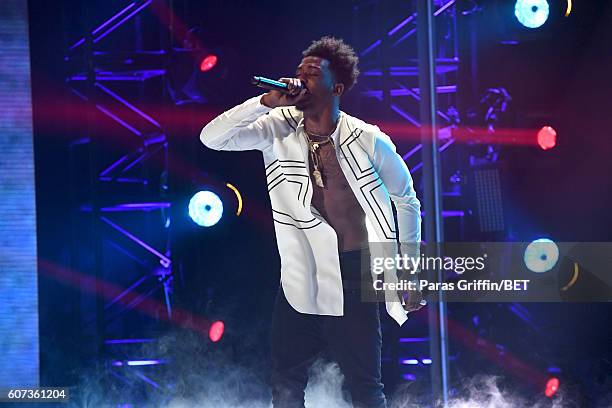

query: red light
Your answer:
[545,377,560,398]
[199,55,218,72]
[537,126,557,150]
[208,320,224,342]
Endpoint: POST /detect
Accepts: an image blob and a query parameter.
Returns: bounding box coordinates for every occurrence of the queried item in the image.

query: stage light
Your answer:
[126,359,164,366]
[225,182,243,216]
[537,126,557,150]
[565,0,572,17]
[545,377,560,397]
[209,320,225,342]
[188,190,223,227]
[199,54,218,73]
[515,0,549,29]
[524,238,559,273]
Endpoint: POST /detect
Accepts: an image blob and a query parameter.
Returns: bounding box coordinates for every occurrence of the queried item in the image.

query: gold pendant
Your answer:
[313,169,324,188]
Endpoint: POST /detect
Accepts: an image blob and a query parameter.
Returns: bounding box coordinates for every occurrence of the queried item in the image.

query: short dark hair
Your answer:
[302,36,360,91]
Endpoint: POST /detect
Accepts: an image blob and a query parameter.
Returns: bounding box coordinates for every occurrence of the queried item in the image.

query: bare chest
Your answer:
[308,143,367,250]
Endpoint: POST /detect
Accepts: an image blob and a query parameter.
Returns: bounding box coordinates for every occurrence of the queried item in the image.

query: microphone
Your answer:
[252,76,305,95]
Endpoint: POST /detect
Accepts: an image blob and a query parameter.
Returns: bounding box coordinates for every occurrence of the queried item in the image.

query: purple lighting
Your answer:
[101,216,171,267]
[363,70,383,77]
[126,359,164,366]
[95,104,142,136]
[392,28,417,47]
[69,38,85,51]
[68,2,137,50]
[121,143,165,172]
[95,82,161,128]
[134,371,160,389]
[98,176,149,184]
[105,338,154,345]
[360,40,381,57]
[394,82,452,122]
[439,138,455,152]
[362,85,457,99]
[399,337,429,343]
[411,139,455,173]
[94,1,153,44]
[100,153,130,177]
[421,210,464,218]
[388,13,417,36]
[111,359,165,367]
[433,0,456,17]
[390,104,420,127]
[402,144,422,161]
[70,3,136,50]
[144,134,166,146]
[100,202,171,212]
[69,70,167,82]
[105,275,147,310]
[93,2,137,35]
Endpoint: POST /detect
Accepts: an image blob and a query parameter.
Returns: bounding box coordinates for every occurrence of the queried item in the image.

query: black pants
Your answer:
[270,249,387,408]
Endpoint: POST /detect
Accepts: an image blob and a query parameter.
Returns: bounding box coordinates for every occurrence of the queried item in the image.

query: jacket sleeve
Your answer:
[371,130,422,249]
[200,95,276,152]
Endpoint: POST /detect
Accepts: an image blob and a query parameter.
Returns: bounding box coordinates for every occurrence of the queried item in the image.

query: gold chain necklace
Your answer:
[304,129,334,188]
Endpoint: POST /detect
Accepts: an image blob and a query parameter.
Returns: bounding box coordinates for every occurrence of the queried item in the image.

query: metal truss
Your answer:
[353,0,458,402]
[356,0,461,212]
[65,0,172,394]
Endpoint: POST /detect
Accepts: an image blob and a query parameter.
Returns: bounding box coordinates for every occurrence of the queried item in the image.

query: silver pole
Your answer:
[417,0,451,405]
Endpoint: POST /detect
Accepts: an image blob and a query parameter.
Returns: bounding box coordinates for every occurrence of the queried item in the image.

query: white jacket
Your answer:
[200,95,421,325]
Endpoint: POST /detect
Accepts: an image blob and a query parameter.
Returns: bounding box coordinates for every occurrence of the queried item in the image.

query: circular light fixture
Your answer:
[545,377,560,398]
[515,0,550,29]
[199,54,218,72]
[188,190,223,227]
[524,238,559,273]
[208,320,225,342]
[537,126,557,150]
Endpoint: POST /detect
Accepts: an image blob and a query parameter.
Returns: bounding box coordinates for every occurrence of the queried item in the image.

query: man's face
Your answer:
[294,56,338,111]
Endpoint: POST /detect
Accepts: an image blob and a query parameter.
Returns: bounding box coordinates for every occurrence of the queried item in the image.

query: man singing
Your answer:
[200,36,423,408]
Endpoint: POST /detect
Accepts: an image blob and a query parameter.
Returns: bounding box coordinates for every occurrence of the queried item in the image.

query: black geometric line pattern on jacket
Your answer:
[272,209,322,230]
[266,159,310,206]
[341,122,397,240]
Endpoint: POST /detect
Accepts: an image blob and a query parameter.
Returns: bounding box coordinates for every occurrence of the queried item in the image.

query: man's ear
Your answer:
[333,83,344,96]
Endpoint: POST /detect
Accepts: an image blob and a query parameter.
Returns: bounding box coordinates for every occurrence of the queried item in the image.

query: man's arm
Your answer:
[371,131,422,245]
[371,130,424,312]
[200,95,274,152]
[200,79,307,152]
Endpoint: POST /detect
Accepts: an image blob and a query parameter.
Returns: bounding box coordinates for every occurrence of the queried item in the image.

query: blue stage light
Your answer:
[515,0,549,29]
[524,238,559,273]
[188,190,223,227]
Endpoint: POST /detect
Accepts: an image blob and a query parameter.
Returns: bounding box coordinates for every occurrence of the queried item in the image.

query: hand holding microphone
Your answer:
[254,76,308,109]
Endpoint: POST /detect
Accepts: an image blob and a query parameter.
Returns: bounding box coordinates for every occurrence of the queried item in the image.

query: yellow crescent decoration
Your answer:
[565,0,572,17]
[226,182,243,216]
[561,262,579,291]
